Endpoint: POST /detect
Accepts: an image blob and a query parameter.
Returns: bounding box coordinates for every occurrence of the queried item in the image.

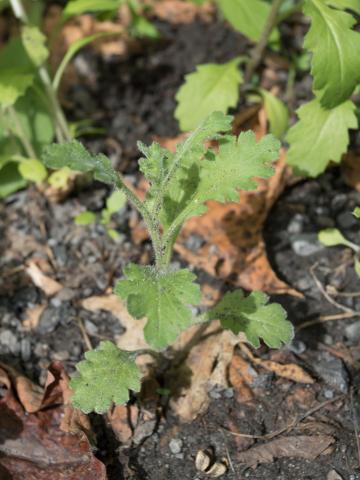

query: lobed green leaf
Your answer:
[115,264,201,350]
[70,341,141,414]
[209,290,294,348]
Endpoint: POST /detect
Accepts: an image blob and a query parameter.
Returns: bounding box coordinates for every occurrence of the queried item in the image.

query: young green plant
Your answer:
[42,111,294,414]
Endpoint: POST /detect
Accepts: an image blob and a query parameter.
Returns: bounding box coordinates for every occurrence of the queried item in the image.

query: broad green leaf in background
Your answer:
[175,58,243,132]
[12,90,55,154]
[328,0,360,13]
[286,98,357,177]
[303,0,360,108]
[318,228,359,252]
[208,290,293,348]
[42,140,118,184]
[0,71,34,107]
[260,89,289,139]
[53,32,119,91]
[63,0,123,18]
[74,211,97,225]
[353,207,360,219]
[161,130,280,229]
[18,158,47,183]
[21,26,49,67]
[0,162,27,198]
[216,0,279,43]
[70,341,141,413]
[116,265,201,349]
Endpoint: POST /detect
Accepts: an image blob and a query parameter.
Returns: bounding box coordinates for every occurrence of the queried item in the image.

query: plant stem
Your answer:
[244,0,285,84]
[115,174,163,265]
[7,106,37,158]
[9,0,72,143]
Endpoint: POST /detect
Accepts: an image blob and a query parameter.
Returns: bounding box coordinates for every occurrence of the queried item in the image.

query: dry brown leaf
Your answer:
[238,435,335,467]
[22,304,46,330]
[150,0,214,23]
[81,294,148,351]
[107,404,139,444]
[168,322,246,422]
[26,260,63,296]
[341,153,360,191]
[228,354,256,403]
[256,360,314,384]
[0,363,105,479]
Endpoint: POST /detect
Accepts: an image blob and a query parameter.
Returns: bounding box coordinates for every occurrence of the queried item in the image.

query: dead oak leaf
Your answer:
[26,260,63,296]
[238,435,335,467]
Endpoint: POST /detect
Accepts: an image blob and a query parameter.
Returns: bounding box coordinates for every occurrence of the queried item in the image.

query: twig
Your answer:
[310,262,354,313]
[220,429,238,479]
[222,394,344,441]
[76,317,93,351]
[244,0,285,83]
[350,388,360,467]
[297,312,360,331]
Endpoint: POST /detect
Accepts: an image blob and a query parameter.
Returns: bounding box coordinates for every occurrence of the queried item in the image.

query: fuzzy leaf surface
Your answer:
[21,26,49,66]
[42,140,117,184]
[216,0,279,43]
[209,290,293,348]
[175,59,243,132]
[161,130,280,229]
[304,0,360,107]
[70,341,141,414]
[286,98,357,177]
[115,264,201,350]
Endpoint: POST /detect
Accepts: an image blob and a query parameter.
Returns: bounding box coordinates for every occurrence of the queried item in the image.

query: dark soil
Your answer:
[1,13,360,480]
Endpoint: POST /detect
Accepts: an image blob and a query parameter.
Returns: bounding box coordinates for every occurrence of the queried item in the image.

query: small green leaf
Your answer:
[106,189,127,213]
[74,211,96,225]
[353,207,360,219]
[175,58,243,132]
[107,228,122,241]
[21,26,49,67]
[303,0,360,107]
[115,264,201,350]
[18,158,47,184]
[63,0,123,18]
[318,228,358,251]
[286,98,357,177]
[0,70,34,107]
[0,162,27,198]
[354,258,360,278]
[70,341,141,414]
[42,140,118,184]
[209,290,294,348]
[47,167,72,188]
[260,89,289,139]
[131,15,160,39]
[216,0,279,43]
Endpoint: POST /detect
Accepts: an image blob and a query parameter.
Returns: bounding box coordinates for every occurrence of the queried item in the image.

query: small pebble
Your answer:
[224,388,234,398]
[169,438,183,455]
[324,389,334,399]
[288,340,306,354]
[20,338,31,361]
[344,321,360,342]
[85,320,98,336]
[291,234,324,256]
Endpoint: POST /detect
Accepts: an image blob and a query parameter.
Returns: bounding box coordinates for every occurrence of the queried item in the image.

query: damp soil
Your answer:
[1,15,360,480]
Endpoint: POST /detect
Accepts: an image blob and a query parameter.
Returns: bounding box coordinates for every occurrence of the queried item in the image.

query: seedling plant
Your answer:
[43,111,294,413]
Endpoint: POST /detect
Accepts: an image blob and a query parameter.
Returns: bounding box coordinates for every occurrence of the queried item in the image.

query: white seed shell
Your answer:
[195,449,212,472]
[207,461,228,478]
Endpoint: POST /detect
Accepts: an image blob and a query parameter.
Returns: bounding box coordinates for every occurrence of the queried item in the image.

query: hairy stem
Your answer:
[115,174,163,265]
[9,0,72,143]
[244,0,285,83]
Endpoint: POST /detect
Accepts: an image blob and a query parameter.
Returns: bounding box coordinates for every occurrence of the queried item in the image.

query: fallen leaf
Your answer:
[228,354,256,403]
[240,344,314,384]
[22,304,47,330]
[81,294,148,351]
[26,260,63,296]
[107,404,138,444]
[0,363,106,479]
[237,435,335,467]
[341,153,360,191]
[327,470,344,480]
[168,322,246,422]
[151,0,214,24]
